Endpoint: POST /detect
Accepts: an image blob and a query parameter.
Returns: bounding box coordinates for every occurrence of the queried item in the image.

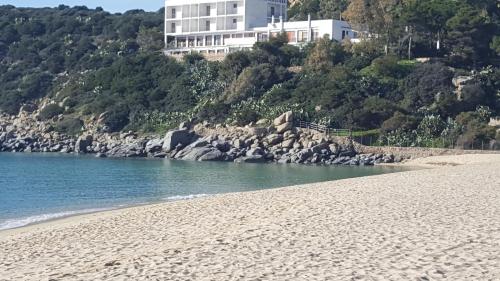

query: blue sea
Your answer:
[0,153,408,230]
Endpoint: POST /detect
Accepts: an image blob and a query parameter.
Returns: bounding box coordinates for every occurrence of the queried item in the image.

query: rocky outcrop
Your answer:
[0,111,412,166]
[160,111,407,166]
[75,135,93,153]
[162,129,195,152]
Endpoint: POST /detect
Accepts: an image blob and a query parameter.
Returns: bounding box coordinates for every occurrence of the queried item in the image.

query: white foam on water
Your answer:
[0,195,212,231]
[164,194,210,201]
[0,208,112,230]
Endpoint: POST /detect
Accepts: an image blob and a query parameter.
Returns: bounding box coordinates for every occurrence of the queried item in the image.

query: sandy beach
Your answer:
[1,154,500,280]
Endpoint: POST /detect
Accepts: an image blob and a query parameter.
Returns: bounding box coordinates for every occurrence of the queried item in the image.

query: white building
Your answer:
[164,0,357,56]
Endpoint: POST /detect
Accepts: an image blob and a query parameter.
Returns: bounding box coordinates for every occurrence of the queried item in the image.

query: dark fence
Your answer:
[295,120,351,137]
[295,120,499,151]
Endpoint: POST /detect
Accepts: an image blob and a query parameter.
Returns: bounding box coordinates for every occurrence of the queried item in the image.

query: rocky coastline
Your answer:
[0,111,402,166]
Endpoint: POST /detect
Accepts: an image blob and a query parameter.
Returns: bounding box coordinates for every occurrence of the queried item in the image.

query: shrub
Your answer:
[381,112,419,134]
[455,110,497,148]
[183,52,205,65]
[371,55,406,78]
[39,104,64,120]
[224,63,289,104]
[104,106,130,132]
[231,107,259,126]
[54,118,84,135]
[400,63,454,111]
[196,102,230,123]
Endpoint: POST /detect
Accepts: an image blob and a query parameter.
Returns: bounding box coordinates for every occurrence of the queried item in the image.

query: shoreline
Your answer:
[0,194,214,235]
[0,162,406,234]
[1,154,499,280]
[0,154,492,235]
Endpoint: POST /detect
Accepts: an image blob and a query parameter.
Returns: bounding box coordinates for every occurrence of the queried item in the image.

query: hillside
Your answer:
[0,1,499,148]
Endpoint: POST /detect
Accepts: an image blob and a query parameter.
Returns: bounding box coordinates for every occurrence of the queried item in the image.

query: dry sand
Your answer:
[1,154,500,280]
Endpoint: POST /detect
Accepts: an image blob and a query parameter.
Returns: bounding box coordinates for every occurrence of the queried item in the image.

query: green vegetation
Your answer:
[54,117,84,136]
[0,2,499,148]
[39,104,64,120]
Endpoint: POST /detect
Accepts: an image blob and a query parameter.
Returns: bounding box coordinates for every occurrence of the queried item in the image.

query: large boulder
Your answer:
[181,147,213,161]
[234,155,266,163]
[281,139,295,149]
[265,134,283,146]
[273,113,287,126]
[246,147,264,156]
[329,143,340,155]
[256,119,269,126]
[311,143,329,154]
[174,136,212,159]
[107,142,146,158]
[276,122,293,134]
[284,111,294,123]
[162,129,194,152]
[212,140,231,152]
[232,138,245,149]
[273,111,294,127]
[75,135,93,153]
[198,148,224,161]
[145,138,164,154]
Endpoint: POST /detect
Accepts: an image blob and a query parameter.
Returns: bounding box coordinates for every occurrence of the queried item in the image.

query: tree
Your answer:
[224,63,289,104]
[305,35,347,72]
[455,110,497,148]
[319,0,348,20]
[370,55,406,78]
[400,63,454,112]
[137,26,163,51]
[446,5,497,68]
[219,51,251,82]
[491,36,500,56]
[399,0,458,57]
[288,0,321,20]
[343,0,400,33]
[381,111,419,134]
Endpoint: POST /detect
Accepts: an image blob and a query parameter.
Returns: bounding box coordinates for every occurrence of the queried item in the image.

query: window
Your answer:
[312,31,320,41]
[206,21,210,31]
[206,6,211,16]
[270,7,275,16]
[171,22,176,32]
[171,8,176,18]
[298,30,308,42]
[342,30,346,39]
[233,18,237,24]
[233,3,237,9]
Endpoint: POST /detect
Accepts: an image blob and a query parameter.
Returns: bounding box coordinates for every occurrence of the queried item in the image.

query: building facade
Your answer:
[164,0,357,56]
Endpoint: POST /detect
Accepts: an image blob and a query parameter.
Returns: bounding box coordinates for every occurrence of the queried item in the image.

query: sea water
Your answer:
[0,153,407,230]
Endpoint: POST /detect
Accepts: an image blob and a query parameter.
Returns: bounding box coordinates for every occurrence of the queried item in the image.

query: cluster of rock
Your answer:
[0,113,151,157]
[159,112,401,166]
[1,111,402,166]
[1,114,77,153]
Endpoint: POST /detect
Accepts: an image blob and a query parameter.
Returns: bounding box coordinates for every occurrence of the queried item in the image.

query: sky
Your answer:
[0,0,163,13]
